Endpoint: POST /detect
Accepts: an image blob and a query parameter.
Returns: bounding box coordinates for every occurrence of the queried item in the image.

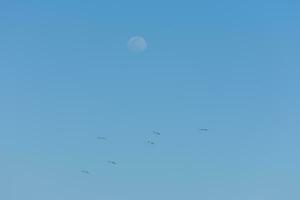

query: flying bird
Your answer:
[81,170,90,175]
[97,136,107,140]
[107,160,117,165]
[153,131,161,136]
[147,140,155,145]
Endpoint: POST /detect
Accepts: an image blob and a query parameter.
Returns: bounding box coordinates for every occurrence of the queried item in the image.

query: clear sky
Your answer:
[1,0,300,199]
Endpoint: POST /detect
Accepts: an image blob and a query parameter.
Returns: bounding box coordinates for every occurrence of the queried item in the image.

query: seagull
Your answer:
[107,160,117,165]
[81,170,90,175]
[153,131,161,136]
[97,136,107,140]
[147,140,155,145]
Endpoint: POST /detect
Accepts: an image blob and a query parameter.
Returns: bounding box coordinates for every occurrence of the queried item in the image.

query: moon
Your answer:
[127,36,148,52]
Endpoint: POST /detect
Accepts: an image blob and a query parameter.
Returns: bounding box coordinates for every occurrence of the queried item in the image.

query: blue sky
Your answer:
[1,0,300,199]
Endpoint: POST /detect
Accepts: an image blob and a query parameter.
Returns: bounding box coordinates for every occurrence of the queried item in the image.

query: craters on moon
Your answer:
[127,36,148,53]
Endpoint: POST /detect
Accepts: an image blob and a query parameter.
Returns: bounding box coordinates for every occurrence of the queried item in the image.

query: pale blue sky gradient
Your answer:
[1,0,300,199]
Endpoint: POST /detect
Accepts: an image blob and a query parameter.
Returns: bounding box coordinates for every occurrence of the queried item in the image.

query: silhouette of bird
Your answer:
[81,170,90,175]
[147,140,155,145]
[97,136,107,140]
[107,160,117,165]
[153,131,161,136]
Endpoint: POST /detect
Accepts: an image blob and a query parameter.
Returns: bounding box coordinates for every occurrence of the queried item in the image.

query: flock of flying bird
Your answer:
[80,128,208,175]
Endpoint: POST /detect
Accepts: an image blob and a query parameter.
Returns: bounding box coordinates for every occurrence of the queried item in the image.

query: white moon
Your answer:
[127,36,147,52]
